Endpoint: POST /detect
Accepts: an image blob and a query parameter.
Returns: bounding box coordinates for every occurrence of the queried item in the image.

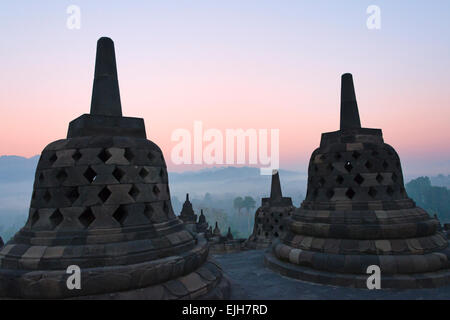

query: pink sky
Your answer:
[1,1,449,176]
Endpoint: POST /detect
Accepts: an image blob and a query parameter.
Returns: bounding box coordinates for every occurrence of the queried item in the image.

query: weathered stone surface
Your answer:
[246,171,295,249]
[0,37,230,300]
[266,73,450,288]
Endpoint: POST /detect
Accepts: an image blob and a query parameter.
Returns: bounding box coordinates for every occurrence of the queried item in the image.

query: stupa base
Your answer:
[265,250,450,289]
[71,260,231,300]
[0,238,231,299]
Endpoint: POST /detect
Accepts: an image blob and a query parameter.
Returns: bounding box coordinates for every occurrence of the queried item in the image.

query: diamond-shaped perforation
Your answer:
[365,161,373,170]
[49,209,63,229]
[139,168,149,179]
[392,172,398,183]
[112,167,125,182]
[326,189,335,199]
[160,168,165,178]
[113,205,127,225]
[334,153,342,160]
[84,167,97,183]
[153,185,161,195]
[354,174,364,185]
[56,169,68,183]
[386,186,394,197]
[31,210,40,226]
[79,207,95,228]
[314,165,319,173]
[368,187,377,198]
[98,149,112,163]
[49,153,57,165]
[38,172,44,183]
[98,187,111,203]
[345,188,356,199]
[376,173,384,183]
[144,204,154,219]
[336,175,344,184]
[66,187,79,204]
[124,148,134,162]
[352,151,361,159]
[72,150,82,162]
[372,150,379,157]
[344,161,353,173]
[129,185,140,200]
[382,160,389,170]
[43,190,52,203]
[147,152,154,161]
[327,163,334,172]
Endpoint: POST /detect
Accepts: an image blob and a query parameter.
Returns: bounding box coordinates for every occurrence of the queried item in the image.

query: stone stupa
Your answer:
[0,37,230,299]
[179,194,197,224]
[246,171,295,249]
[265,73,450,288]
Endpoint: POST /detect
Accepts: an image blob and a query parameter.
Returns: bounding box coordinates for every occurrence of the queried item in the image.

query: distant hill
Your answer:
[168,167,307,204]
[406,177,450,223]
[430,174,450,189]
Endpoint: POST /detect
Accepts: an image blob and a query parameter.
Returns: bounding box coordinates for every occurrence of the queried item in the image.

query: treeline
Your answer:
[406,176,450,223]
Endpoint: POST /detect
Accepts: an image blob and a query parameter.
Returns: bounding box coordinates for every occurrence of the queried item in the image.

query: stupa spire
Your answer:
[340,73,361,130]
[270,170,283,199]
[90,37,122,117]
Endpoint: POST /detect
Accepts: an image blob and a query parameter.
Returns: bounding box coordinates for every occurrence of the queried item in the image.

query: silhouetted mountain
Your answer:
[431,174,450,189]
[406,176,450,223]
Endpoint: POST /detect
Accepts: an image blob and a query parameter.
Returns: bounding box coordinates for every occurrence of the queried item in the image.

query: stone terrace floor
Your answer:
[212,249,450,300]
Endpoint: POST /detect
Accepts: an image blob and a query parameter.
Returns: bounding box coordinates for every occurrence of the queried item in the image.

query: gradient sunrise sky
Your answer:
[1,1,449,176]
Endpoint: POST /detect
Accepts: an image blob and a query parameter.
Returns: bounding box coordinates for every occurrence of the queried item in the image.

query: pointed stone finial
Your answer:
[90,37,122,117]
[340,73,361,130]
[186,193,189,202]
[270,170,283,200]
[227,227,233,240]
[213,222,221,236]
[198,209,206,224]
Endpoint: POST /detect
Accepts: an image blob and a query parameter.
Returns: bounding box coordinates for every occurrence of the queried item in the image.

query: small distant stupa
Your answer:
[0,38,230,299]
[265,73,450,288]
[197,209,209,233]
[246,171,295,249]
[179,193,197,223]
[179,194,211,234]
[226,227,233,240]
[213,222,222,237]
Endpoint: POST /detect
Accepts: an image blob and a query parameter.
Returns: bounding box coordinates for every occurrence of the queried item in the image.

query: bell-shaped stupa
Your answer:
[0,38,230,299]
[246,171,294,249]
[265,74,450,288]
[179,194,197,224]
